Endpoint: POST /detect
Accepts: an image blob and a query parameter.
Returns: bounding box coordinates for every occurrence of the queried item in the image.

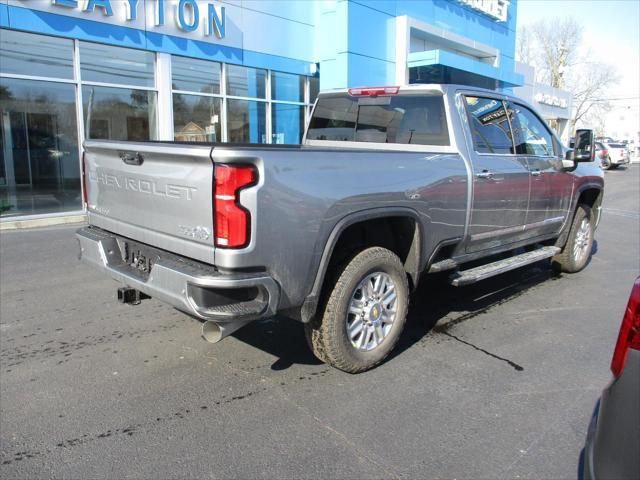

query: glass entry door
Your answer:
[9,112,68,189]
[0,78,81,217]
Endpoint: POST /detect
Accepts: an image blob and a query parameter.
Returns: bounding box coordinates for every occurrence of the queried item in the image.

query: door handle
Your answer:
[531,169,543,177]
[475,170,494,179]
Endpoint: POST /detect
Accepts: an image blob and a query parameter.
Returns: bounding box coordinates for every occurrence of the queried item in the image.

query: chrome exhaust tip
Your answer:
[201,320,251,343]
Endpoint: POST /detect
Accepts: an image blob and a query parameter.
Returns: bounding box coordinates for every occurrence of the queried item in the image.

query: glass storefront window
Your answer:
[1,28,318,218]
[272,104,304,144]
[173,94,221,142]
[309,77,320,103]
[82,86,157,141]
[271,71,304,103]
[172,56,221,94]
[227,99,266,143]
[0,126,5,187]
[0,29,74,79]
[79,42,155,88]
[226,65,266,99]
[0,77,80,217]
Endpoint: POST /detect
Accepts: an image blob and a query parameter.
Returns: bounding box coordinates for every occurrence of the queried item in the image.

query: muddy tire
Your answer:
[552,205,594,273]
[304,247,409,373]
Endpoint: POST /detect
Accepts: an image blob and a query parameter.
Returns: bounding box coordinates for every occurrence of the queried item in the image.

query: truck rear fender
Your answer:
[300,208,424,323]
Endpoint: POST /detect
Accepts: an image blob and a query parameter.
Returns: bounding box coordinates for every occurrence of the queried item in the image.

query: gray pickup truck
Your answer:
[77,84,604,373]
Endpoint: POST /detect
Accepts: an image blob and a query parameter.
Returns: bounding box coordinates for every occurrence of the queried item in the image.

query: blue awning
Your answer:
[407,49,523,88]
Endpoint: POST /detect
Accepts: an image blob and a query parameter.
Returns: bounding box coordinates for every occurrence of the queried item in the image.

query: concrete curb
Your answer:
[0,214,87,231]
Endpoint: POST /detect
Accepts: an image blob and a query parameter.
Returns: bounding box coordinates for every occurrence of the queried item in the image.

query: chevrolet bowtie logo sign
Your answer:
[457,0,510,22]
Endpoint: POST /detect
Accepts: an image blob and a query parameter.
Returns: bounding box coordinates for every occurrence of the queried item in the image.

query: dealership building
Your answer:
[513,62,573,143]
[0,0,521,219]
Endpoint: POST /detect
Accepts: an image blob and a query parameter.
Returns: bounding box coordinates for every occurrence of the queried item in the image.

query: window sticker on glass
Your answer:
[465,96,514,154]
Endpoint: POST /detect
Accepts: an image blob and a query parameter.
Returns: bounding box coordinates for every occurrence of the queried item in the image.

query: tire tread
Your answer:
[552,204,593,273]
[306,247,409,373]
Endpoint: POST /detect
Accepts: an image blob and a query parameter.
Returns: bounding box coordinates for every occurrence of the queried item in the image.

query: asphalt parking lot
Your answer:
[1,165,639,479]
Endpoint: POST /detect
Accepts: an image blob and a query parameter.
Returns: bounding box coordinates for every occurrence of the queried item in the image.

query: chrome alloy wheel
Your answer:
[346,272,397,351]
[573,217,592,263]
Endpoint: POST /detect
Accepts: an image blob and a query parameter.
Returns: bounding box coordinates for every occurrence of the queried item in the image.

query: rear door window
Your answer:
[464,96,514,154]
[307,94,449,146]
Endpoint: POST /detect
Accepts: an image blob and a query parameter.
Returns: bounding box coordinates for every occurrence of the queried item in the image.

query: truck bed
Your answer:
[83,139,469,308]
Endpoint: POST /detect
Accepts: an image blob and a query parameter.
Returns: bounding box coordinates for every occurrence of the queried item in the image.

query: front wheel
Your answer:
[305,247,409,373]
[552,205,594,273]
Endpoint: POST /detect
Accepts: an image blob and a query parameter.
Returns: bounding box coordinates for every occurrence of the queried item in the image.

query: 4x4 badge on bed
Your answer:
[178,225,211,241]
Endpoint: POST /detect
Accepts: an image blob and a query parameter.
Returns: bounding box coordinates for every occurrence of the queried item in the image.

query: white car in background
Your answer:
[601,141,630,169]
[595,143,611,170]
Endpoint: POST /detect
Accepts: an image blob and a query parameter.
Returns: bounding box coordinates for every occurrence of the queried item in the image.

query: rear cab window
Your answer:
[307,93,450,146]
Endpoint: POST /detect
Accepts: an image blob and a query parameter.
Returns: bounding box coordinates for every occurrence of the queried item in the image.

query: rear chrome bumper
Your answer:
[76,227,279,322]
[611,157,630,165]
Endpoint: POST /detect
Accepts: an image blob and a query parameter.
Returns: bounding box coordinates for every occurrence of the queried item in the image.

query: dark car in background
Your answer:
[581,277,640,480]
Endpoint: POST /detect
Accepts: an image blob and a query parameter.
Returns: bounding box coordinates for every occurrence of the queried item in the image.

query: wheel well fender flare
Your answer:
[300,207,425,323]
[556,184,603,248]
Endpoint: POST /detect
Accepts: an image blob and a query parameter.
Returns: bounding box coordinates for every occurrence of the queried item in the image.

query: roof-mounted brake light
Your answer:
[348,86,400,97]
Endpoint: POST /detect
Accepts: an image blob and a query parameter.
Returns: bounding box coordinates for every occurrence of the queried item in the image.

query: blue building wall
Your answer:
[1,0,519,89]
[1,0,316,75]
[316,0,518,89]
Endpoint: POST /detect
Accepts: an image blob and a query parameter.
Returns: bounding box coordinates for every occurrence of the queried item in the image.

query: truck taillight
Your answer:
[601,149,608,156]
[82,151,88,208]
[214,164,256,248]
[611,278,640,378]
[348,86,400,97]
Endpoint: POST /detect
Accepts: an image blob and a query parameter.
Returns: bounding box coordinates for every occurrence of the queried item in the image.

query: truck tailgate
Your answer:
[83,140,216,264]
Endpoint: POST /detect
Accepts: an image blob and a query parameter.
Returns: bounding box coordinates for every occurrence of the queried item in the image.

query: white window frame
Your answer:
[165,55,317,145]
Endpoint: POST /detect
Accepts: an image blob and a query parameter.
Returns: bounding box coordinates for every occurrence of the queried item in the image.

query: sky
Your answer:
[516,0,640,137]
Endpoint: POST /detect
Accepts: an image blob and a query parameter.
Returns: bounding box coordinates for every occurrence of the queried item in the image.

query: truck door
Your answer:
[507,102,572,236]
[462,96,530,253]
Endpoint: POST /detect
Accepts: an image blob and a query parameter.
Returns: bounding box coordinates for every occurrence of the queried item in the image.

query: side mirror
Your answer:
[573,129,595,162]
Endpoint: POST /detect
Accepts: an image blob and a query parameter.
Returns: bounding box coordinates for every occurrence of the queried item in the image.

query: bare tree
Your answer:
[571,65,619,131]
[522,16,620,131]
[531,17,582,89]
[516,25,534,64]
[581,102,611,137]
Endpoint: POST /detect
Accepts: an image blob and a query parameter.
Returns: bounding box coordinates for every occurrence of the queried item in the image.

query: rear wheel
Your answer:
[552,204,594,273]
[305,247,409,373]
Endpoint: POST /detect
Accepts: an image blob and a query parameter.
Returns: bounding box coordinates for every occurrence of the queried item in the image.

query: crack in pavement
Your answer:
[440,331,524,372]
[0,388,269,467]
[423,271,550,372]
